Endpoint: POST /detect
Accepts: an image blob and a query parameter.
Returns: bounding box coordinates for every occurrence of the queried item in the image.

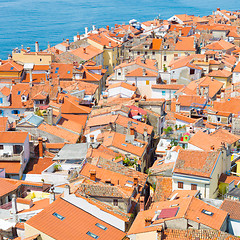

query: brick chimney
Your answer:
[38,137,43,159]
[106,25,110,30]
[83,47,86,54]
[77,32,80,41]
[90,170,96,181]
[56,49,59,54]
[133,176,139,186]
[140,196,145,211]
[130,126,135,136]
[66,39,69,45]
[90,135,94,143]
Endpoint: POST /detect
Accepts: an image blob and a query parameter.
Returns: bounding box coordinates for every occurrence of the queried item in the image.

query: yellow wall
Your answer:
[25,224,54,240]
[12,51,53,65]
[87,38,119,75]
[0,71,22,78]
[236,161,240,176]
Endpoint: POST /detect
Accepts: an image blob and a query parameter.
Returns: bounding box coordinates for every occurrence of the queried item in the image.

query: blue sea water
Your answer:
[0,0,239,59]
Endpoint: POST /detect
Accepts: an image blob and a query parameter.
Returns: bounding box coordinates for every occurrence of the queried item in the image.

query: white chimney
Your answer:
[109,41,112,47]
[29,69,33,87]
[63,185,70,197]
[85,27,88,36]
[12,194,18,223]
[35,41,39,52]
[49,187,55,204]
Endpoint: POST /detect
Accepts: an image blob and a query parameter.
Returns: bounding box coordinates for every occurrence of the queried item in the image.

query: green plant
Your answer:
[163,126,173,135]
[54,164,61,172]
[35,109,42,116]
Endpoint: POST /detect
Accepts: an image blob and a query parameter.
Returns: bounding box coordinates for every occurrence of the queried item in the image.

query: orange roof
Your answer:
[203,40,236,51]
[0,60,23,72]
[33,65,49,71]
[26,197,126,240]
[0,161,21,174]
[219,173,240,186]
[88,33,120,49]
[151,38,163,50]
[0,86,11,96]
[175,37,195,51]
[0,178,18,197]
[61,96,91,114]
[25,157,54,174]
[213,98,240,115]
[0,117,8,131]
[174,113,196,124]
[0,131,28,143]
[177,95,206,107]
[233,61,240,72]
[151,84,184,90]
[126,68,158,77]
[107,82,137,91]
[38,123,79,143]
[173,149,219,178]
[208,69,232,78]
[71,45,103,61]
[50,63,73,80]
[19,198,50,214]
[16,198,32,204]
[22,73,47,83]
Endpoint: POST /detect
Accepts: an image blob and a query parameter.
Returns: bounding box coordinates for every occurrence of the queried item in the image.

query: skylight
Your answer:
[17,91,21,95]
[87,231,99,239]
[67,71,71,74]
[10,67,14,70]
[202,209,214,216]
[96,223,107,230]
[52,212,65,220]
[122,143,127,147]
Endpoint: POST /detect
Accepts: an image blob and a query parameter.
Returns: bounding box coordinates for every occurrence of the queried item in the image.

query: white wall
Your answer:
[108,87,134,98]
[228,219,240,236]
[151,88,177,100]
[126,76,157,86]
[232,72,240,84]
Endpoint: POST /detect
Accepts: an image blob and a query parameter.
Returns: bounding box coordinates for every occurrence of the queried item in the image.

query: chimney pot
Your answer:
[133,176,139,186]
[38,137,43,158]
[90,170,96,181]
[130,126,135,136]
[145,217,152,226]
[35,41,39,53]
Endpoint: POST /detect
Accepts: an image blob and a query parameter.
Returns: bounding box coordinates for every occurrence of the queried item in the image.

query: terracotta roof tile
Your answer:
[220,199,240,221]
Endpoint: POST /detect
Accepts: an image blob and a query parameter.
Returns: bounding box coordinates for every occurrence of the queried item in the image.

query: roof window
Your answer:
[10,67,14,70]
[17,91,21,95]
[52,212,65,220]
[87,231,99,239]
[67,71,71,74]
[201,209,214,216]
[122,143,127,147]
[96,223,107,230]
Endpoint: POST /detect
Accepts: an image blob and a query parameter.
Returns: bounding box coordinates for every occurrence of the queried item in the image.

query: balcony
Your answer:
[0,150,24,162]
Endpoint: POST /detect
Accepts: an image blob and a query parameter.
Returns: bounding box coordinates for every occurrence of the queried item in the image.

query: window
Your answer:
[190,69,195,75]
[10,67,14,70]
[67,71,71,74]
[191,184,197,190]
[52,212,65,220]
[146,80,149,85]
[217,117,221,122]
[0,145,3,150]
[17,91,21,95]
[164,55,167,61]
[11,110,20,115]
[145,51,147,55]
[96,223,107,230]
[202,209,214,216]
[87,231,99,239]
[118,72,121,76]
[40,58,42,62]
[178,182,183,189]
[0,110,3,116]
[162,91,166,96]
[113,199,118,206]
[0,98,2,104]
[137,51,140,55]
[152,51,155,55]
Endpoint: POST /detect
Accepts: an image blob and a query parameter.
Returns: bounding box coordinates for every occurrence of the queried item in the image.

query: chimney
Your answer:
[231,83,234,92]
[176,103,180,113]
[47,108,53,125]
[140,196,145,211]
[66,39,69,45]
[143,68,146,76]
[90,134,94,143]
[106,25,110,30]
[83,47,86,54]
[57,74,61,93]
[221,89,225,99]
[35,41,39,52]
[130,126,135,136]
[0,59,2,66]
[109,41,112,47]
[38,137,43,158]
[217,8,220,11]
[90,170,96,181]
[29,69,33,87]
[12,194,18,223]
[179,29,182,36]
[133,176,139,186]
[63,184,70,197]
[85,27,88,36]
[56,49,59,54]
[77,32,80,41]
[49,187,55,204]
[12,79,15,85]
[27,47,31,53]
[211,145,215,150]
[145,217,152,226]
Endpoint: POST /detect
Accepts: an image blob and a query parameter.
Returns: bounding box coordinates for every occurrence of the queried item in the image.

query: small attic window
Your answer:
[52,212,65,220]
[67,71,71,74]
[17,91,21,95]
[122,143,127,147]
[202,209,214,216]
[10,67,14,70]
[87,231,99,239]
[96,223,107,230]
